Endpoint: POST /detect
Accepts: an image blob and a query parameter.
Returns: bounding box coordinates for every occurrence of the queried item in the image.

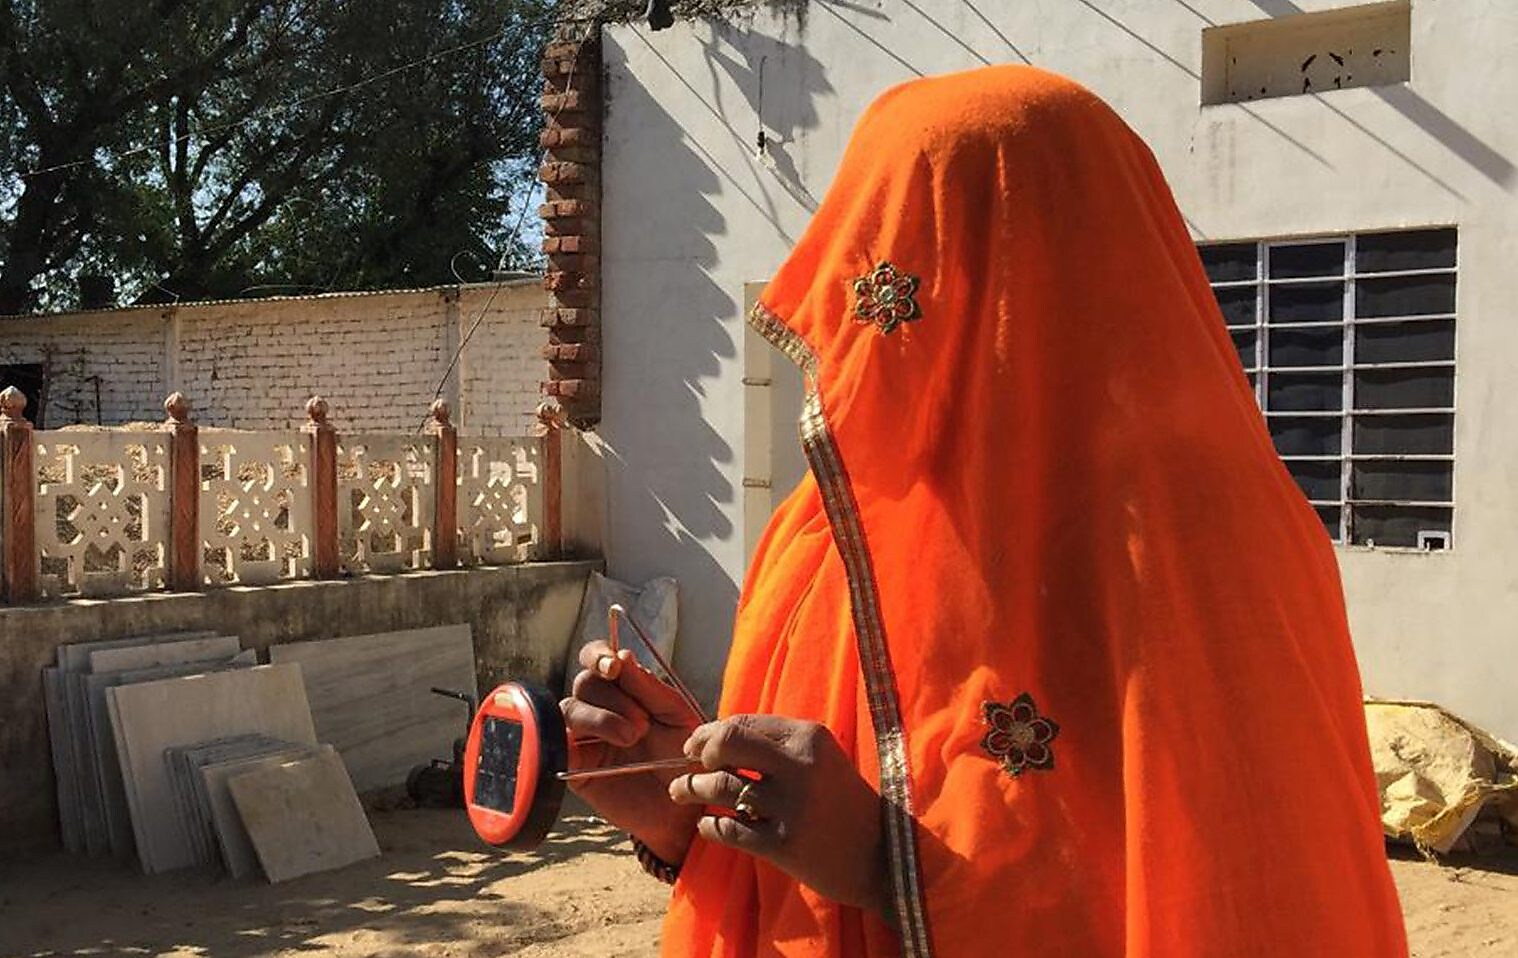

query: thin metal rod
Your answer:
[608,604,709,725]
[557,757,696,781]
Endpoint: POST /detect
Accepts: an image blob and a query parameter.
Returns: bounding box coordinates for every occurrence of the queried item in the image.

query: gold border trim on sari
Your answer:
[748,301,934,958]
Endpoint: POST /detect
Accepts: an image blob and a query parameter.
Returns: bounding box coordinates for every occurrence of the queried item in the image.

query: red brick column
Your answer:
[428,399,459,570]
[305,396,340,579]
[163,392,200,592]
[539,25,602,429]
[0,386,37,603]
[535,401,566,559]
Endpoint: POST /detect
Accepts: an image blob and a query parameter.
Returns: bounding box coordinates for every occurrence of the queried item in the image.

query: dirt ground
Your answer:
[1,807,1514,957]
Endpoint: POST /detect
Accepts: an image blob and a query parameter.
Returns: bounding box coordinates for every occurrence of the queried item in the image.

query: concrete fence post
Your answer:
[163,392,200,591]
[428,399,458,570]
[0,386,38,603]
[305,396,339,578]
[535,401,565,560]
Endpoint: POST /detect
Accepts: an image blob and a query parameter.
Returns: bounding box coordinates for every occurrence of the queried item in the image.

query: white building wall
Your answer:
[0,282,545,434]
[601,0,1518,734]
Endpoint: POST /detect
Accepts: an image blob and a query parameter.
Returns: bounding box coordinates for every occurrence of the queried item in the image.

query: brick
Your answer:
[539,161,596,187]
[543,271,594,293]
[547,184,599,208]
[542,68,598,92]
[540,90,589,115]
[544,144,596,165]
[547,253,599,274]
[538,127,595,149]
[541,235,597,255]
[542,378,600,400]
[541,41,587,63]
[543,342,598,363]
[538,199,596,220]
[542,215,598,239]
[539,307,596,328]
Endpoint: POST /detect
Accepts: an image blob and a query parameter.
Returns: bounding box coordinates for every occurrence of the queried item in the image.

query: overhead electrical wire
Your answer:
[418,19,595,432]
[7,1,627,428]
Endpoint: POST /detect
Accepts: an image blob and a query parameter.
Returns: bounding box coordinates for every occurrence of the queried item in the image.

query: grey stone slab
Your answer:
[228,748,379,883]
[170,739,270,866]
[200,745,325,878]
[42,668,83,853]
[55,631,220,673]
[76,634,241,856]
[107,664,317,874]
[88,635,241,674]
[165,735,296,867]
[269,625,476,793]
[191,741,314,861]
[55,631,220,855]
[85,651,255,860]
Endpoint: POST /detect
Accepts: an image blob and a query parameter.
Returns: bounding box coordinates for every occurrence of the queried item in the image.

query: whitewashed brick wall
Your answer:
[0,282,545,433]
[0,311,169,425]
[457,285,550,437]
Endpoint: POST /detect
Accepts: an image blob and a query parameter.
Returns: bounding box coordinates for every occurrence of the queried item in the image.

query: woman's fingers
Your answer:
[576,641,701,727]
[667,769,749,807]
[683,715,799,774]
[560,683,649,748]
[697,813,778,853]
[578,641,628,680]
[573,668,652,726]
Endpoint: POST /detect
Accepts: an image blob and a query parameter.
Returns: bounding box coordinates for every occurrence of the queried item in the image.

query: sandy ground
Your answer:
[1,807,1514,957]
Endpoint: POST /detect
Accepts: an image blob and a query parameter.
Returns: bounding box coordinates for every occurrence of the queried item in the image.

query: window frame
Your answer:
[1203,227,1457,549]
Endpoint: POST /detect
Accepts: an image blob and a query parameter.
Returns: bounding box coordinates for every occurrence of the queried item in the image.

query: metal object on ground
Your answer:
[406,687,476,808]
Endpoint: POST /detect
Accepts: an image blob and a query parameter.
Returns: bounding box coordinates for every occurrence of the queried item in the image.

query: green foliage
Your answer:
[0,0,555,312]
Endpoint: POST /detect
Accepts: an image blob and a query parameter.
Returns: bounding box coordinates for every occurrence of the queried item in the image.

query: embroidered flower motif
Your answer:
[851,261,922,334]
[982,693,1060,778]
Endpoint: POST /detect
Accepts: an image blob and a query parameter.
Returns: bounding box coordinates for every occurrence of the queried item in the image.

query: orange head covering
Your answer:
[663,65,1406,958]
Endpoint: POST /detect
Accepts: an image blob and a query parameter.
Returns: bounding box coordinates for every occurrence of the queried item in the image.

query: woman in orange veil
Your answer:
[563,65,1408,957]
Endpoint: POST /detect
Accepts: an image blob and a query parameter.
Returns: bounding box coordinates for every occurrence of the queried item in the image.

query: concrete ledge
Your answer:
[0,561,598,853]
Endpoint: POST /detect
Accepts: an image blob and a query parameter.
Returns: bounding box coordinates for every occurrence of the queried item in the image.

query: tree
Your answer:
[0,0,553,313]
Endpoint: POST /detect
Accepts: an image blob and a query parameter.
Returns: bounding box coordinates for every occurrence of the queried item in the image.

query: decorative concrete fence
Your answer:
[0,387,564,602]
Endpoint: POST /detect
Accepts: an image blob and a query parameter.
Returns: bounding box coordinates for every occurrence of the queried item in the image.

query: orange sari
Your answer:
[663,66,1407,958]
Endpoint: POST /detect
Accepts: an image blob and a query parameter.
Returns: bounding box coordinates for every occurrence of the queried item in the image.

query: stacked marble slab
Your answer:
[42,631,251,860]
[107,662,320,873]
[227,747,380,882]
[165,735,321,876]
[43,624,469,881]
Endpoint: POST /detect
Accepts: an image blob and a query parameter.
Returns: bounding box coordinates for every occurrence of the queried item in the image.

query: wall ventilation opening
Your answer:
[1202,1,1411,106]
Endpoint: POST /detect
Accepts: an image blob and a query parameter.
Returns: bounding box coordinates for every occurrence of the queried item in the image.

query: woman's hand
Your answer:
[560,641,704,865]
[669,715,890,918]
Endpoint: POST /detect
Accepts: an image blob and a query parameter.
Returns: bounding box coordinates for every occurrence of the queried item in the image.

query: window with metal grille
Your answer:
[1198,228,1456,549]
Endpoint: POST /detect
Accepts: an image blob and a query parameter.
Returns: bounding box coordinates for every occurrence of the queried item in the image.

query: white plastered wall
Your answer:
[601,0,1518,734]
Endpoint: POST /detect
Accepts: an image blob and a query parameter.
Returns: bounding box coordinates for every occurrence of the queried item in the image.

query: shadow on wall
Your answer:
[1065,0,1516,196]
[600,30,740,702]
[1372,85,1515,190]
[599,20,830,702]
[695,17,834,213]
[1227,0,1514,191]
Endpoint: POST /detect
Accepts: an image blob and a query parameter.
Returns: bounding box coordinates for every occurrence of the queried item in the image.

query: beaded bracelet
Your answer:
[632,836,681,885]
